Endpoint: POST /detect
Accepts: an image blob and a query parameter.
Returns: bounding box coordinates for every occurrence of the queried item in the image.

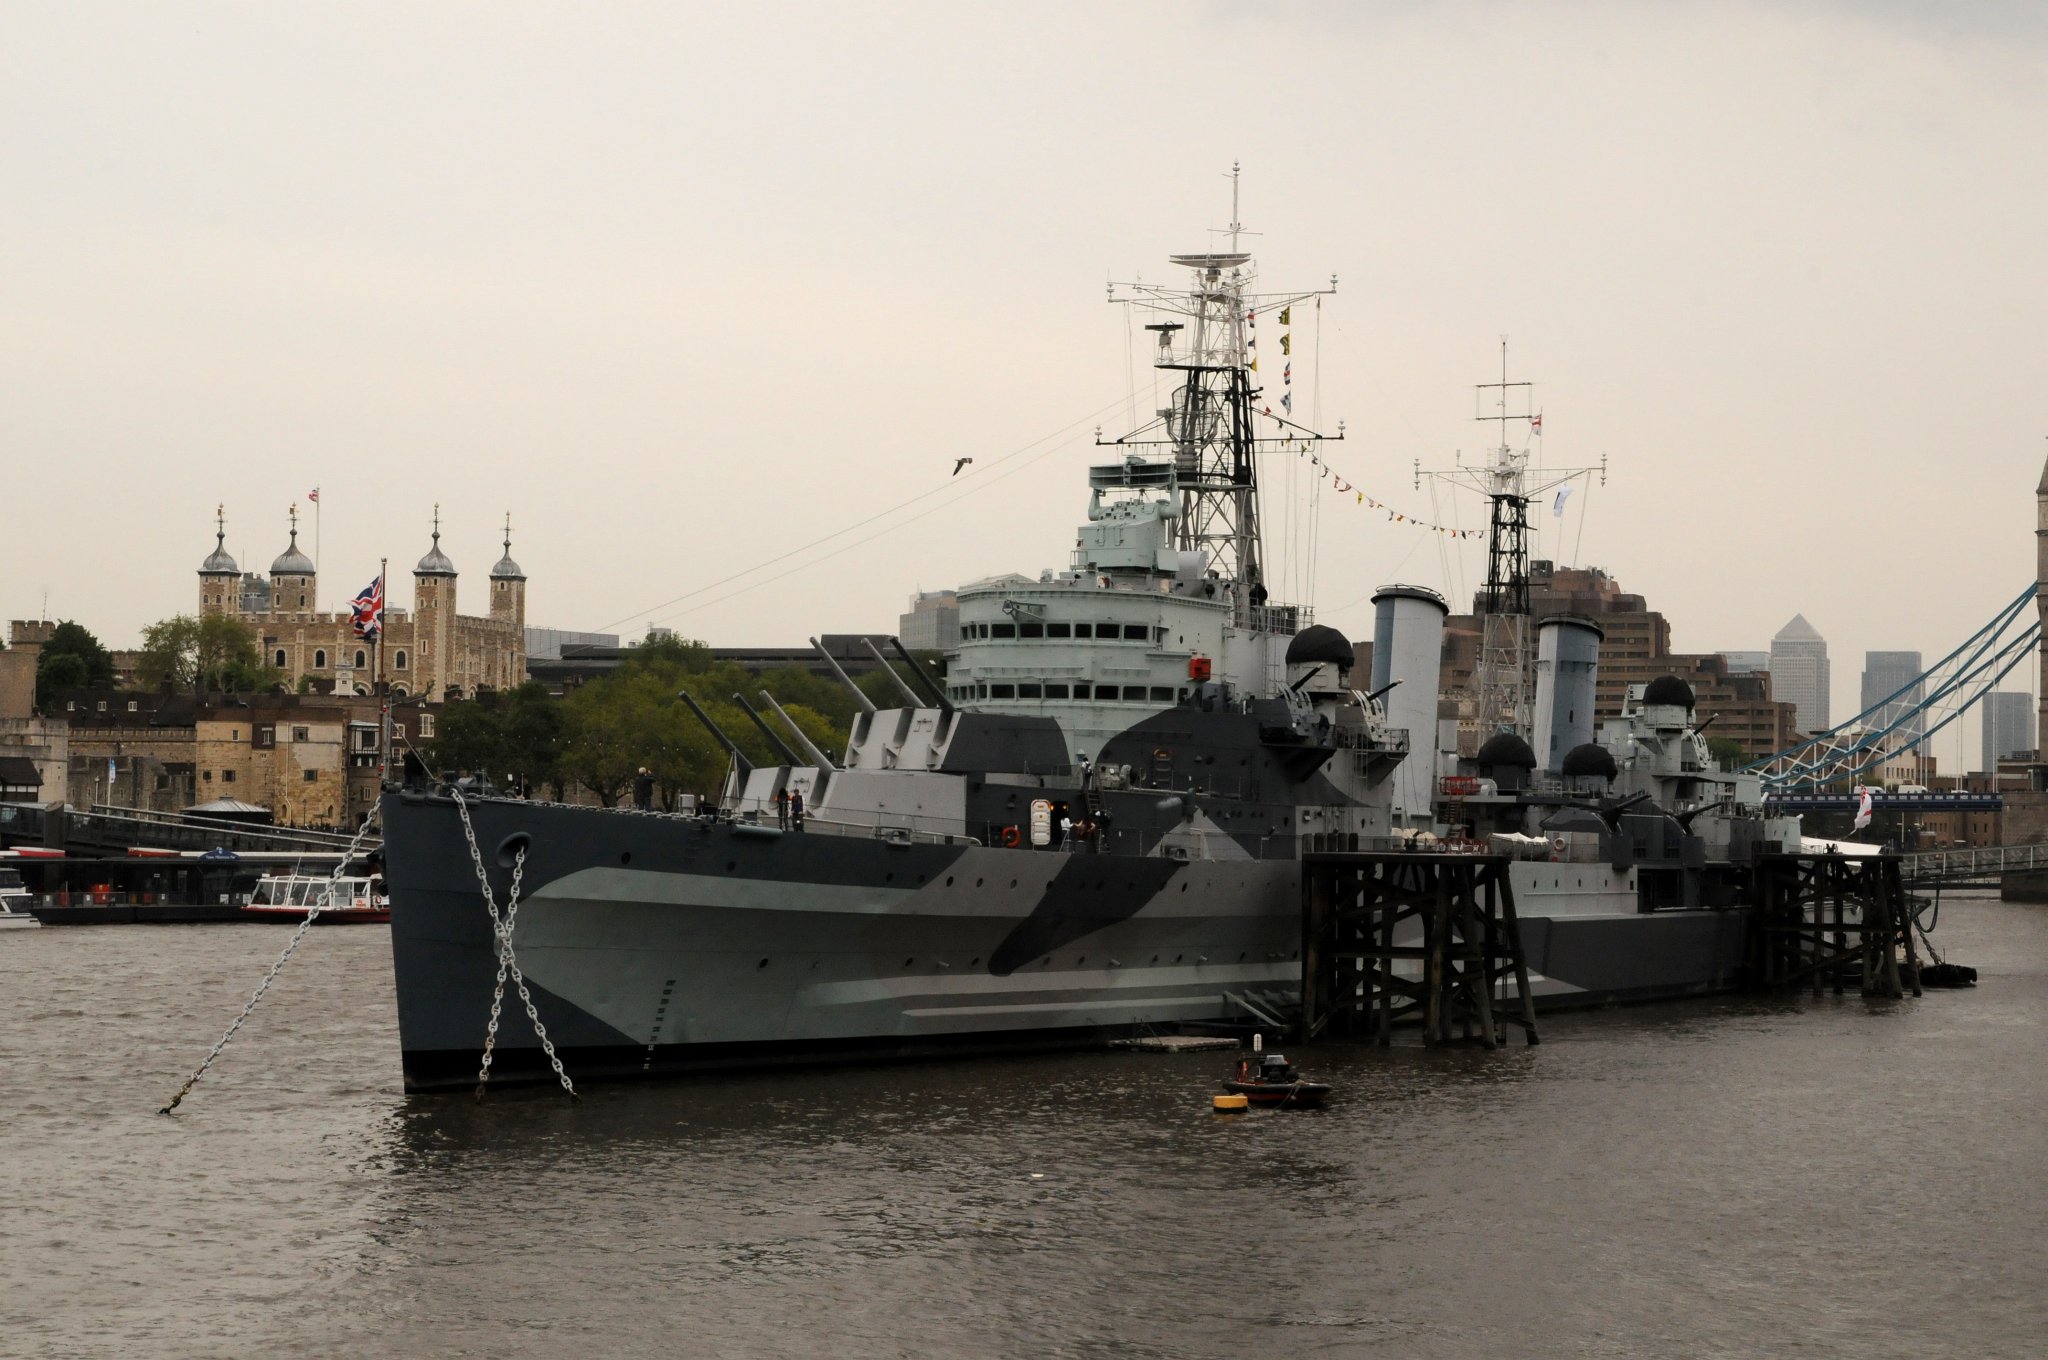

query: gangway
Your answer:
[1900,841,2048,887]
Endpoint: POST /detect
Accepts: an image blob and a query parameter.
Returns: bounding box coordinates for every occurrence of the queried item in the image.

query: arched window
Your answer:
[274,649,287,668]
[394,650,408,670]
[354,650,367,669]
[313,649,327,669]
[391,684,410,698]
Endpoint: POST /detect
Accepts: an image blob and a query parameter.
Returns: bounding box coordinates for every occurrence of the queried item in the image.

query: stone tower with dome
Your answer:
[196,504,528,700]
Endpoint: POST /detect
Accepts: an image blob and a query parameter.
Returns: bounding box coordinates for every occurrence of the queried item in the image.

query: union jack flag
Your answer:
[350,574,384,641]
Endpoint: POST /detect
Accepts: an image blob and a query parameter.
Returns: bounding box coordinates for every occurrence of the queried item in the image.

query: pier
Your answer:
[1300,851,1539,1048]
[1752,853,1922,999]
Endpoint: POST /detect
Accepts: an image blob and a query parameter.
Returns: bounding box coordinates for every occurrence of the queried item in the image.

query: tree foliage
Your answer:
[427,681,568,798]
[420,636,931,807]
[1704,736,1747,771]
[34,620,115,711]
[137,614,280,695]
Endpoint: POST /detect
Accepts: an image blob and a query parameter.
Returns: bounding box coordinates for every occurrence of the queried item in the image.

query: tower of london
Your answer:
[198,505,527,701]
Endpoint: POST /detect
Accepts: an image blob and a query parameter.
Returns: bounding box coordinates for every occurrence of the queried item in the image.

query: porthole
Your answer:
[903,957,915,968]
[1009,879,1018,889]
[946,876,955,887]
[976,877,984,888]
[757,958,769,969]
[620,852,632,865]
[726,861,737,872]
[970,957,980,967]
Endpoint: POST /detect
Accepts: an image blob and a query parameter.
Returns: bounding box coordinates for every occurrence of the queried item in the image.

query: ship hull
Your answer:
[384,792,1304,1092]
[383,794,1756,1092]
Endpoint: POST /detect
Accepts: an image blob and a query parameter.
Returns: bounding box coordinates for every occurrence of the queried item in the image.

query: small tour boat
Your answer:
[1222,1051,1331,1108]
[243,873,390,924]
[0,866,40,930]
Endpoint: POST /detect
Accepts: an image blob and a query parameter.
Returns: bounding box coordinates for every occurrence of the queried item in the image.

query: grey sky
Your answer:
[6,2,2044,765]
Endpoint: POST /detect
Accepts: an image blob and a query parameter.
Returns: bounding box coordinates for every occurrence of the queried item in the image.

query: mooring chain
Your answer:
[450,790,576,1103]
[159,806,384,1115]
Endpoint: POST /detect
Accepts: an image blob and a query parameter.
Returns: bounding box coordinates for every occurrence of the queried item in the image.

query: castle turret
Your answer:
[270,504,317,613]
[488,513,528,691]
[198,505,241,617]
[413,505,458,700]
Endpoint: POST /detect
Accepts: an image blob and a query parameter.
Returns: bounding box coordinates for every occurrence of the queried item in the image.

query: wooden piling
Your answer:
[1300,851,1538,1048]
[1752,853,1921,999]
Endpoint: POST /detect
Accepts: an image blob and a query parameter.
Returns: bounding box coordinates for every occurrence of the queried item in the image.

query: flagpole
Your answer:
[377,557,389,786]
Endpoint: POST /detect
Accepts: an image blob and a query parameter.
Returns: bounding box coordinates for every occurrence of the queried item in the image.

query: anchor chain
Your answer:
[160,805,384,1115]
[451,789,576,1103]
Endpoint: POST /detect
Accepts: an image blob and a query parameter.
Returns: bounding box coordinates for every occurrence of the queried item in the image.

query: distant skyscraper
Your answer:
[1770,614,1830,733]
[1982,690,2035,770]
[1720,651,1769,675]
[1860,650,1924,740]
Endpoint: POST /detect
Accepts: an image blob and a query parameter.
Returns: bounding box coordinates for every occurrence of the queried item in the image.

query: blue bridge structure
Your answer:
[1748,582,2038,792]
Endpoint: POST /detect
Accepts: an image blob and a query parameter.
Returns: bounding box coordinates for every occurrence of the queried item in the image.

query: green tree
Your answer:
[430,695,506,781]
[137,614,279,694]
[562,678,642,807]
[34,653,89,711]
[35,620,114,709]
[1705,736,1746,771]
[500,681,568,798]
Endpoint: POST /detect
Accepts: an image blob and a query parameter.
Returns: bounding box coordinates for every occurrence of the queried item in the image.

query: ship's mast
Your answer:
[1103,165,1336,600]
[1416,341,1606,741]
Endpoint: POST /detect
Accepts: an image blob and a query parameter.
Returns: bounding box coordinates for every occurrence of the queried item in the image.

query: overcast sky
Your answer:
[6,2,2044,767]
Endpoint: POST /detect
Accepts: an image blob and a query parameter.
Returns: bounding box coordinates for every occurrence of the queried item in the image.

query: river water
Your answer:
[4,892,2045,1359]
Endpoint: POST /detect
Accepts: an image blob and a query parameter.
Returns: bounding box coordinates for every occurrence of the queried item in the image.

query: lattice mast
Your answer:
[1102,164,1337,597]
[1416,341,1605,738]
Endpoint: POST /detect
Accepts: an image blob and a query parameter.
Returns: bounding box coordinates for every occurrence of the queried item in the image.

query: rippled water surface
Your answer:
[5,893,2047,1358]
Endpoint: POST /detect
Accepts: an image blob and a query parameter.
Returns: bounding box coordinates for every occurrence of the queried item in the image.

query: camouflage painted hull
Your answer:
[383,795,1757,1092]
[384,791,1303,1092]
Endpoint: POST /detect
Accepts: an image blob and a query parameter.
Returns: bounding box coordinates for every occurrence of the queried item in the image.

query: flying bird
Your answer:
[952,457,973,476]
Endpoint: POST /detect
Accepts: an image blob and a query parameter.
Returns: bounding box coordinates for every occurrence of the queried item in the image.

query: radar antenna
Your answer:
[1415,340,1608,744]
[1102,165,1337,611]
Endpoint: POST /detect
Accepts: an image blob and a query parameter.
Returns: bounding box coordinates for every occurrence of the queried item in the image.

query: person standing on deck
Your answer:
[789,787,805,832]
[774,786,790,829]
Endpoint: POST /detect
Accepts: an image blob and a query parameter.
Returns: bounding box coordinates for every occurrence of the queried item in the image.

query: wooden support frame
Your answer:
[1752,854,1922,1000]
[1301,852,1538,1048]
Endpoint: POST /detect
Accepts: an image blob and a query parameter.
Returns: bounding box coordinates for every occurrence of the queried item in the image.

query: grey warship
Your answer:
[381,224,1799,1092]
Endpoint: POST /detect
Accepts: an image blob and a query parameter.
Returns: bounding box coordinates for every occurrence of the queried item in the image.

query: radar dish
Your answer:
[1168,253,1251,270]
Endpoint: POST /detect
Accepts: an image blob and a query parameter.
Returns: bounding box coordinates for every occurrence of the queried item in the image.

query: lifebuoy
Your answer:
[1001,825,1022,848]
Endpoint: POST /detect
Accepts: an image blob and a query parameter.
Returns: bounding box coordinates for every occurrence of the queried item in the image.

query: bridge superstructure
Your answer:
[1747,582,2040,792]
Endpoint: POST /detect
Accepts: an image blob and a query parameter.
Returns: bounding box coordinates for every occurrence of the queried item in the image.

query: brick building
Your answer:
[58,689,439,829]
[1438,561,1799,764]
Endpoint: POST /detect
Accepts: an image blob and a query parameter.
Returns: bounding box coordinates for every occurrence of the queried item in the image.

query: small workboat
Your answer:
[243,873,390,924]
[1223,1051,1331,1107]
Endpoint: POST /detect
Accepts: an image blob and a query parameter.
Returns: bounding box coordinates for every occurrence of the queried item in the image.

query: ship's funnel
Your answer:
[1370,585,1448,829]
[1534,614,1604,774]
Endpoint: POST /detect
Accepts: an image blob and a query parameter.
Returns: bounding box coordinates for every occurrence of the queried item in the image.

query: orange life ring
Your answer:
[1001,825,1022,848]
